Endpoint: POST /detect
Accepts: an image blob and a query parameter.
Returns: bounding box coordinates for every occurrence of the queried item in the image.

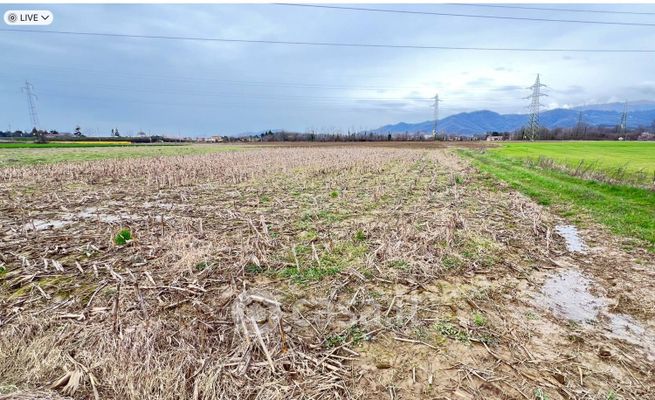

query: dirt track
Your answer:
[0,146,653,399]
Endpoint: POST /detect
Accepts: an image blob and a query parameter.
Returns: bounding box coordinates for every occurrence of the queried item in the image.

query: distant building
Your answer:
[210,136,224,142]
[486,135,504,141]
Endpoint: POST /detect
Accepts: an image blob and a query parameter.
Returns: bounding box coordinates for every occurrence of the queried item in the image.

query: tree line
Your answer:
[3,122,654,143]
[221,124,655,142]
[220,130,475,142]
[509,122,655,141]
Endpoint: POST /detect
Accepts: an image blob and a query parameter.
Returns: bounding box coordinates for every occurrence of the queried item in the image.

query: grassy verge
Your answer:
[460,149,655,251]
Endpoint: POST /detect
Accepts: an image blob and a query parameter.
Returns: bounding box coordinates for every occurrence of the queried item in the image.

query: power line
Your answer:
[8,62,430,85]
[275,3,655,28]
[25,90,426,110]
[2,28,654,53]
[0,65,426,91]
[32,85,517,106]
[0,72,525,105]
[26,85,529,114]
[448,3,655,17]
[0,68,533,100]
[5,77,433,102]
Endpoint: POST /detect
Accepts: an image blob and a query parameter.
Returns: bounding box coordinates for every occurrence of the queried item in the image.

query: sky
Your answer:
[1,3,655,136]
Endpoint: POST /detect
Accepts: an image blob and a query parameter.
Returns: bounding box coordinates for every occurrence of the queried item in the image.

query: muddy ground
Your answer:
[0,146,653,399]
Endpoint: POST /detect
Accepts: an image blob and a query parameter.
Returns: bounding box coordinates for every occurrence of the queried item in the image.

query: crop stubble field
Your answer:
[0,144,654,399]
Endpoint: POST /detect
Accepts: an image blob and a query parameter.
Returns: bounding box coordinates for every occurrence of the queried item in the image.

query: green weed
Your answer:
[278,241,367,284]
[114,228,132,245]
[473,312,487,327]
[299,229,318,241]
[325,325,367,348]
[534,388,550,400]
[434,320,470,342]
[441,254,462,270]
[195,261,209,272]
[388,259,409,270]
[301,209,345,223]
[0,385,18,395]
[325,333,346,348]
[245,263,265,274]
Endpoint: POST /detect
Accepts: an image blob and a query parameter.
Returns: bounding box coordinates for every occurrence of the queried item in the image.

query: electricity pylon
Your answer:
[21,81,40,131]
[575,111,585,138]
[618,101,628,135]
[432,93,441,140]
[525,74,547,141]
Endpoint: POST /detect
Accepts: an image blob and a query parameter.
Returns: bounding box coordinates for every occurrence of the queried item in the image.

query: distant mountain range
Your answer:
[374,101,655,136]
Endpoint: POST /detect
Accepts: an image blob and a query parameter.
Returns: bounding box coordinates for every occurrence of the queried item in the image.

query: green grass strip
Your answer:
[0,142,136,148]
[461,149,655,250]
[491,141,655,184]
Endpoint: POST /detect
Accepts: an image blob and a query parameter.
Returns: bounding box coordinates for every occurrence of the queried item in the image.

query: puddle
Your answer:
[607,314,648,347]
[538,269,655,360]
[74,207,139,223]
[555,225,586,252]
[22,207,143,231]
[142,202,176,209]
[23,219,72,231]
[539,269,604,322]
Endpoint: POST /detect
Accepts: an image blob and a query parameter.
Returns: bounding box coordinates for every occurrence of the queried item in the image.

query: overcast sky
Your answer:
[1,3,655,136]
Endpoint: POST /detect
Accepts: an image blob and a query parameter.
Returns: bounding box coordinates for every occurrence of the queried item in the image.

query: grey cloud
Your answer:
[2,4,655,135]
[493,85,523,92]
